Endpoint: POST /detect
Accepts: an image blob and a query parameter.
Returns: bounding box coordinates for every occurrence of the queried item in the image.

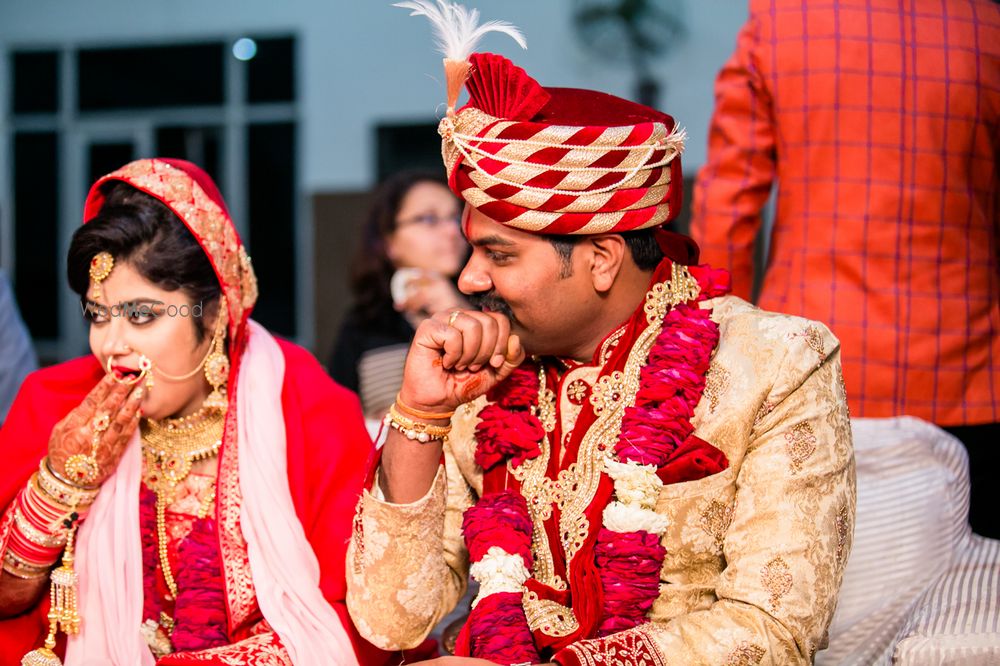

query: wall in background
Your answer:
[0,0,747,192]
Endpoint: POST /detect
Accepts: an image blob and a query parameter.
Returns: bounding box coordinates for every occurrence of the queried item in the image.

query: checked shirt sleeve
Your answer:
[690,14,777,301]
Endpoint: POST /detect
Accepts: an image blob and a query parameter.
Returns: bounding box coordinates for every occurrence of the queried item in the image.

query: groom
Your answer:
[346,8,855,665]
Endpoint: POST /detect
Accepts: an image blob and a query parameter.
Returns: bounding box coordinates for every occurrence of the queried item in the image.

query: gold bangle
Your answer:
[46,459,84,488]
[37,460,99,507]
[13,508,67,549]
[1,561,50,580]
[42,457,100,496]
[385,404,452,443]
[394,394,455,421]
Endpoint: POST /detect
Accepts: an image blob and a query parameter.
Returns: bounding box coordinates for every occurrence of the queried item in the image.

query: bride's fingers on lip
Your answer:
[102,382,132,408]
[82,375,115,411]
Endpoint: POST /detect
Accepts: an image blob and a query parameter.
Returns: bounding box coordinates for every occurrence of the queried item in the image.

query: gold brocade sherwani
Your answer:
[346,295,856,665]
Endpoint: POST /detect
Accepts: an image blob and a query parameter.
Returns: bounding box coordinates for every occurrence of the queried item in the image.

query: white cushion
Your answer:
[892,535,1000,665]
[819,417,971,665]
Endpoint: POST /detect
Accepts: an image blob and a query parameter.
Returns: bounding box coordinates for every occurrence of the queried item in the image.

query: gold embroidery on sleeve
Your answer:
[753,400,775,426]
[761,557,793,611]
[835,504,850,565]
[725,641,766,666]
[351,501,365,576]
[699,499,734,547]
[784,422,817,471]
[703,366,731,413]
[796,325,826,365]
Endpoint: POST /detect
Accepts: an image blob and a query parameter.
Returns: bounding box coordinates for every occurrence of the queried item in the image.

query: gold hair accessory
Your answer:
[63,413,109,488]
[88,252,114,302]
[202,297,229,412]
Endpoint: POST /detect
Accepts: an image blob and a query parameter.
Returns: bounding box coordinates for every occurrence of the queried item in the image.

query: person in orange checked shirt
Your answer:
[690,0,999,537]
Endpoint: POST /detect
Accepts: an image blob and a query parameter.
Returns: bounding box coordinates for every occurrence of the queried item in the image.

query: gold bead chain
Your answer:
[141,406,224,602]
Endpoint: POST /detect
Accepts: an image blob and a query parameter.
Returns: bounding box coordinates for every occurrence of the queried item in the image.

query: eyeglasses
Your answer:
[396,212,462,228]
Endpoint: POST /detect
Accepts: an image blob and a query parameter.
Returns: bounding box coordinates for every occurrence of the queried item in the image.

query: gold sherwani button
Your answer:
[566,378,590,405]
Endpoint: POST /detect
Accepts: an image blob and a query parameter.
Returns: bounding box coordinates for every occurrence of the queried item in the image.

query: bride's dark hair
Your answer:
[67,181,222,341]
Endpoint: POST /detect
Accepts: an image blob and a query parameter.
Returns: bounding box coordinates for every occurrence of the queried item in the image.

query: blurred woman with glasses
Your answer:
[330,171,468,431]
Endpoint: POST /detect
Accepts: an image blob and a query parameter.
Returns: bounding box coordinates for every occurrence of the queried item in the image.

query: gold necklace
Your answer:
[141,409,224,496]
[140,407,225,601]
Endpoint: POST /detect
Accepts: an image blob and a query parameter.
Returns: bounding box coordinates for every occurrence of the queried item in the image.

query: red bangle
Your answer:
[6,528,62,562]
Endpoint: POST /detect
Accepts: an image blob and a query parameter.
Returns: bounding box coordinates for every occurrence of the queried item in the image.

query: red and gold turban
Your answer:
[397,0,691,264]
[439,52,685,236]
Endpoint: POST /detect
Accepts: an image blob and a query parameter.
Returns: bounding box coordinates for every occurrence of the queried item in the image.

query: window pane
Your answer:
[376,122,442,182]
[155,125,223,186]
[247,122,296,337]
[78,43,224,110]
[87,143,135,186]
[13,132,60,338]
[11,51,59,114]
[246,37,295,104]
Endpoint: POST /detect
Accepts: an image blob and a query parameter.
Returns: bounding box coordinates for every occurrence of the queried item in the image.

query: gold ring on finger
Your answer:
[92,413,111,433]
[447,311,462,328]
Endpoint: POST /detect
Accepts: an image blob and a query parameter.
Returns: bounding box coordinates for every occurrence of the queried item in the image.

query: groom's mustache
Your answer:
[469,292,515,323]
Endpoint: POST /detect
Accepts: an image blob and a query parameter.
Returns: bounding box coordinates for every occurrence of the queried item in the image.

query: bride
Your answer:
[0,159,390,665]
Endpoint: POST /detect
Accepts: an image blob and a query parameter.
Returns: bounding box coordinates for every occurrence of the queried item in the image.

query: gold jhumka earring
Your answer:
[88,252,114,302]
[201,297,230,413]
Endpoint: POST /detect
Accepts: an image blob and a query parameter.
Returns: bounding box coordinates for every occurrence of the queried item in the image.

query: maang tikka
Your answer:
[89,252,114,301]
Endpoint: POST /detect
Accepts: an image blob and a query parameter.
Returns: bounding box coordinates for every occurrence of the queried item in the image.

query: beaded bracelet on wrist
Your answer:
[384,403,452,443]
[394,394,456,421]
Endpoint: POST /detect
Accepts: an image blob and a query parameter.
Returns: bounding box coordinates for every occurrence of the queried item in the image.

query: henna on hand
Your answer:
[47,374,144,488]
[458,374,485,402]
